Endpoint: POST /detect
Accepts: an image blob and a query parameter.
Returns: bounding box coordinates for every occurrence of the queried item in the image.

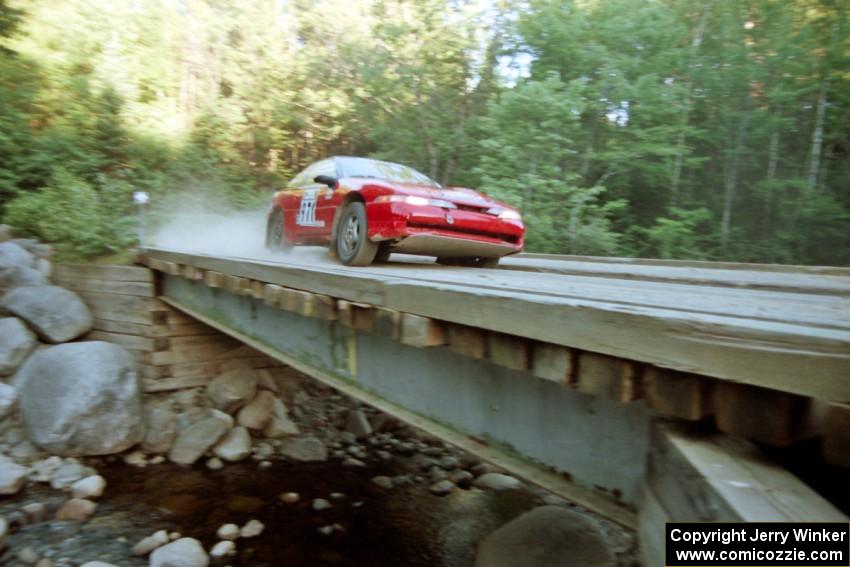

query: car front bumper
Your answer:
[366,202,524,258]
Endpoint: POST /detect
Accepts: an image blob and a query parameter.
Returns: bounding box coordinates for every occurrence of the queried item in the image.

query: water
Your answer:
[2,458,543,566]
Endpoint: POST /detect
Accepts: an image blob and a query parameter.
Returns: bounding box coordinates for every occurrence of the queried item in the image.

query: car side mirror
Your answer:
[314,175,338,189]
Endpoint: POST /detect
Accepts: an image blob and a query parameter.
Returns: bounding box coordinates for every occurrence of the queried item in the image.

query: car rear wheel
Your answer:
[265,209,291,252]
[436,256,499,268]
[336,202,378,266]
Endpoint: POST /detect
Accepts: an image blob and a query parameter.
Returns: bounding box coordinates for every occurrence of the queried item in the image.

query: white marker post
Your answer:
[133,191,150,249]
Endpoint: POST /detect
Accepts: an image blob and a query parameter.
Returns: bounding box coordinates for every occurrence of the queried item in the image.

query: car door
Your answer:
[286,159,333,240]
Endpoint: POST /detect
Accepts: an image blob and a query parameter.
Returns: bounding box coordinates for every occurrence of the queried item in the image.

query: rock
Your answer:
[206,457,224,471]
[29,455,62,482]
[169,413,232,466]
[132,530,169,556]
[50,460,96,489]
[439,455,460,470]
[236,391,275,430]
[345,409,373,439]
[0,225,11,243]
[256,369,280,394]
[0,242,33,270]
[216,523,240,541]
[0,461,29,494]
[471,463,500,477]
[429,479,455,496]
[21,502,47,523]
[342,457,365,467]
[17,546,39,564]
[34,559,53,567]
[150,537,210,567]
[206,368,258,414]
[258,460,272,469]
[209,540,235,562]
[279,492,300,504]
[142,405,179,454]
[429,466,448,482]
[473,473,522,491]
[71,475,106,499]
[2,286,92,343]
[371,475,393,489]
[312,498,332,511]
[16,342,144,456]
[240,518,265,538]
[55,498,97,522]
[10,440,42,461]
[0,317,36,377]
[81,563,120,567]
[278,436,327,462]
[376,450,392,461]
[11,239,52,259]
[0,266,48,291]
[124,450,148,467]
[262,398,299,438]
[475,506,615,567]
[212,426,252,462]
[0,382,17,420]
[370,413,399,433]
[449,469,474,488]
[35,259,51,277]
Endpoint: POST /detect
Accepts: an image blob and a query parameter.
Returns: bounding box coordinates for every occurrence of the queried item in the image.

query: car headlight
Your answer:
[375,195,457,208]
[486,207,522,221]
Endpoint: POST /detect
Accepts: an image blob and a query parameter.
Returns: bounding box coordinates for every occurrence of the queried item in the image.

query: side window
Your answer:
[291,159,336,189]
[288,170,306,187]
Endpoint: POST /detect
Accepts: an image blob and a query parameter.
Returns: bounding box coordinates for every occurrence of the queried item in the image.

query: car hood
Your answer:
[347,178,518,212]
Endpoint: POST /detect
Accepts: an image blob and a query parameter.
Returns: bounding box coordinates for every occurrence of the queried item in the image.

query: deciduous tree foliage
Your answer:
[0,0,847,264]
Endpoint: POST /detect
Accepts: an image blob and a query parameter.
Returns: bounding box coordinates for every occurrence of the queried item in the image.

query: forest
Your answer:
[0,0,848,265]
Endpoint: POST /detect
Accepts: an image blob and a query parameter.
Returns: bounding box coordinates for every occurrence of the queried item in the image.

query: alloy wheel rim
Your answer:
[341,214,360,256]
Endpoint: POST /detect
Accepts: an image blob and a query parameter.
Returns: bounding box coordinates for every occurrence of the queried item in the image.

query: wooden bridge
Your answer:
[55,249,850,566]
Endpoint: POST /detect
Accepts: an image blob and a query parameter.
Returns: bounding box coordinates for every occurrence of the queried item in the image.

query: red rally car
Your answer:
[265,156,525,267]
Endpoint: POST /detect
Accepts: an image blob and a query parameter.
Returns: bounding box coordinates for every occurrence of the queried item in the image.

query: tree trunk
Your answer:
[806,78,829,192]
[762,129,779,238]
[670,1,714,204]
[720,100,751,250]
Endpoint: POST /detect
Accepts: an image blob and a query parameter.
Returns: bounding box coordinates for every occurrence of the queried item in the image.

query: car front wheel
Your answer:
[335,202,378,266]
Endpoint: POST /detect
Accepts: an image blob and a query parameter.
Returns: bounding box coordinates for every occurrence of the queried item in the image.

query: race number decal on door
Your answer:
[296,190,325,227]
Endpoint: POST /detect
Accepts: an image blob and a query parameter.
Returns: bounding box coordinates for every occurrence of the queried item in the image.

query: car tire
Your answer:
[335,202,378,266]
[265,209,291,252]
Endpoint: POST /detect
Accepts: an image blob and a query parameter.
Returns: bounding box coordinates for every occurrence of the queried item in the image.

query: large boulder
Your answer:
[2,285,92,343]
[15,341,144,456]
[0,266,48,292]
[0,317,37,376]
[475,506,615,567]
[11,239,52,259]
[0,242,33,270]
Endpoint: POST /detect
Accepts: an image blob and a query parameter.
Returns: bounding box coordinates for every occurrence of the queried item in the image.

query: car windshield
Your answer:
[337,157,440,188]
